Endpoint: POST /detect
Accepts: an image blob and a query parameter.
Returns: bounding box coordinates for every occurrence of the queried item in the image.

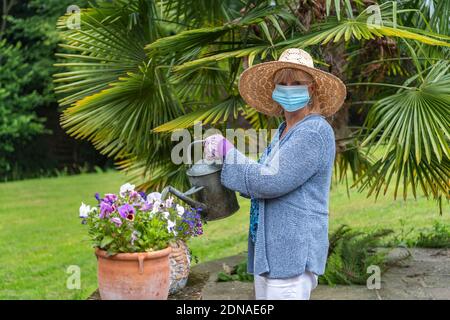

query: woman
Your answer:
[204,48,346,300]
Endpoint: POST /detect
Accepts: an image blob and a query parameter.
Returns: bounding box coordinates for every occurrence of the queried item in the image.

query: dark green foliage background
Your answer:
[0,0,110,181]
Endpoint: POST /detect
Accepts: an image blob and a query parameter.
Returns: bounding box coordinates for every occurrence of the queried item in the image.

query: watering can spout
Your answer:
[161,186,207,212]
[160,140,240,221]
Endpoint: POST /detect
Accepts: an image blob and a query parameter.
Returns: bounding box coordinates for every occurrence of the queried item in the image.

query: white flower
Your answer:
[176,204,185,217]
[79,202,91,218]
[165,196,174,208]
[152,200,162,213]
[167,219,177,235]
[147,192,162,202]
[161,211,170,220]
[119,183,135,197]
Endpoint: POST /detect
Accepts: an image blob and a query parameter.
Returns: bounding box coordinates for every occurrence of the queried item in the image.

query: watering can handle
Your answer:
[159,139,213,213]
[186,140,205,166]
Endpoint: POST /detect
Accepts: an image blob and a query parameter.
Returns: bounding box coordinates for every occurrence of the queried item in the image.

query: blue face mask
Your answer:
[272,84,311,112]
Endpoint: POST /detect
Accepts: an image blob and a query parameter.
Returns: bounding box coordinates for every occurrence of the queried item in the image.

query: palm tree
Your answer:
[54,0,449,212]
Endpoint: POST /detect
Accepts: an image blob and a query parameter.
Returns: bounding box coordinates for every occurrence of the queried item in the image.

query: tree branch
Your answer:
[1,0,17,39]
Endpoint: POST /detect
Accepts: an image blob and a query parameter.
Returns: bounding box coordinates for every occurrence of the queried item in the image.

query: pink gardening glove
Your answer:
[203,134,234,161]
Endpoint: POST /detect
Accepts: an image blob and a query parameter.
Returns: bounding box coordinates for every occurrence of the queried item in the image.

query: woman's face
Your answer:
[276,71,315,95]
[272,68,318,115]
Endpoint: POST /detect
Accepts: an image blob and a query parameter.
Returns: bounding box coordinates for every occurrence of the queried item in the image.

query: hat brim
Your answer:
[238,61,347,117]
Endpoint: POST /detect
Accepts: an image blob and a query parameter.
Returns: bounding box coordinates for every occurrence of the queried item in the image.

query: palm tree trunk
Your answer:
[295,0,351,152]
[322,40,351,153]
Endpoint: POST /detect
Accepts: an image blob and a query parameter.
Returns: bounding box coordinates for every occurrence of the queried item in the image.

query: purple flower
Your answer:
[99,201,114,218]
[138,191,147,201]
[103,193,118,204]
[95,193,101,202]
[140,202,153,212]
[110,217,122,227]
[118,204,135,221]
[129,191,140,201]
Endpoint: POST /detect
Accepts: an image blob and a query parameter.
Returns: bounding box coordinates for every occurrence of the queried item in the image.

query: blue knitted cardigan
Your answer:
[221,114,336,278]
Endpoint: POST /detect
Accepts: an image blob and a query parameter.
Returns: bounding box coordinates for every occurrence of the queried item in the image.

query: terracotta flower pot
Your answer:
[95,246,172,300]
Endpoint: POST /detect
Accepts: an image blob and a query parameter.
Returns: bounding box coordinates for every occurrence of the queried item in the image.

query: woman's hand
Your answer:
[203,134,234,161]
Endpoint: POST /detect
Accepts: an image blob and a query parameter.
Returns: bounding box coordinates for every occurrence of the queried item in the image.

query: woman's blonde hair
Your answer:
[272,68,321,114]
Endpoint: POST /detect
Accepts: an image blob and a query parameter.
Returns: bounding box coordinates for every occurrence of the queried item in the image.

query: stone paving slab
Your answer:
[311,285,378,300]
[201,281,255,300]
[194,248,450,300]
[89,248,450,300]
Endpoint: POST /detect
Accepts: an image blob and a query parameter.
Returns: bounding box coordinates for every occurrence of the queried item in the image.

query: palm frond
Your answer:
[60,68,183,160]
[361,60,450,164]
[53,0,450,202]
[278,19,450,49]
[334,138,375,195]
[160,15,449,77]
[240,104,281,131]
[116,156,191,192]
[145,3,293,58]
[170,64,229,102]
[54,0,162,106]
[145,25,236,58]
[173,46,267,73]
[353,60,450,203]
[325,0,355,21]
[353,146,450,205]
[153,94,245,132]
[159,0,241,27]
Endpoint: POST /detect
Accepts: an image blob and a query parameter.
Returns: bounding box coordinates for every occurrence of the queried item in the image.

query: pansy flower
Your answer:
[103,193,118,205]
[129,190,140,202]
[79,202,91,219]
[140,202,153,212]
[119,183,135,197]
[110,217,122,227]
[167,219,177,235]
[80,184,204,252]
[165,196,174,208]
[161,211,170,220]
[118,204,136,221]
[138,191,147,201]
[147,192,162,202]
[176,204,185,217]
[99,201,114,218]
[151,200,165,214]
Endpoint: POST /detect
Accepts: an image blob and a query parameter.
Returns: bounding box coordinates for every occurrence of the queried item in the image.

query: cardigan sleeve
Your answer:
[221,128,325,199]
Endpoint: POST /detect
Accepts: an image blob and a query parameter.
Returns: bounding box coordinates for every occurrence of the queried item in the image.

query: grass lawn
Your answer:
[0,170,448,299]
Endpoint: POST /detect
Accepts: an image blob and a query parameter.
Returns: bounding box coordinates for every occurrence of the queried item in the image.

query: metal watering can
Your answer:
[161,141,239,221]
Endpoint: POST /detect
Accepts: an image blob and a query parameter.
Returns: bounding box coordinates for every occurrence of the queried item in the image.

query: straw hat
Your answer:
[238,48,347,117]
